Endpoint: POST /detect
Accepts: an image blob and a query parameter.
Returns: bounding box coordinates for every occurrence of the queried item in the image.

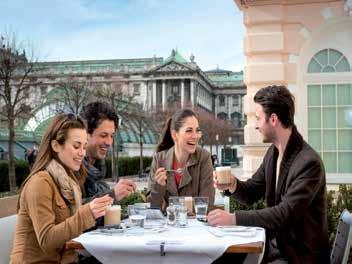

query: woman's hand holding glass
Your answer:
[89,194,113,219]
[213,171,237,193]
[155,167,168,186]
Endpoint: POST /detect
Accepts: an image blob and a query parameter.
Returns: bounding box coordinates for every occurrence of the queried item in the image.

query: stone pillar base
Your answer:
[240,143,270,181]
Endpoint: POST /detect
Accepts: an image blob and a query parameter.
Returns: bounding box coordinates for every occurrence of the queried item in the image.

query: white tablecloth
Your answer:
[74,220,265,264]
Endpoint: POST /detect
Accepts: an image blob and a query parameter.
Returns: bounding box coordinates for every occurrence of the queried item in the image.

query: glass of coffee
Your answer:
[215,166,232,184]
[104,205,121,226]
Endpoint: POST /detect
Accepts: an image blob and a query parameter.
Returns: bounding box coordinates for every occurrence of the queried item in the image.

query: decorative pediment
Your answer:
[153,61,196,73]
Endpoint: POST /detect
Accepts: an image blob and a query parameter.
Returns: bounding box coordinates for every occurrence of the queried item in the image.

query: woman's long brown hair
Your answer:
[17,113,87,210]
[156,109,198,153]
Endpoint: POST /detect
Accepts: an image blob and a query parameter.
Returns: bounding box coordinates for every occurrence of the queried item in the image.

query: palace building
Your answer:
[0,50,245,159]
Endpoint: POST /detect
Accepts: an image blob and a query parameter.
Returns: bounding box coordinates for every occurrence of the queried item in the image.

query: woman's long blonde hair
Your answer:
[18,113,87,209]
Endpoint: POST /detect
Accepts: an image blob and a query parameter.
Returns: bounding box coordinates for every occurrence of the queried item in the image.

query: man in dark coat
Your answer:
[208,85,329,263]
[80,102,136,203]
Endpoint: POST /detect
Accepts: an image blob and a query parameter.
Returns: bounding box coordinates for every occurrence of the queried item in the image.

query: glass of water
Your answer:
[194,197,209,221]
[128,206,146,228]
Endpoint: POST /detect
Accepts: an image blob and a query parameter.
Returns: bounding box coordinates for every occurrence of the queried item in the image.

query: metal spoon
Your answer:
[166,168,185,174]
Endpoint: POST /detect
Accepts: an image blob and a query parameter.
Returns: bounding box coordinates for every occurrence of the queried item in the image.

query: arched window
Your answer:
[217,112,228,120]
[308,49,350,73]
[231,112,242,127]
[307,49,352,174]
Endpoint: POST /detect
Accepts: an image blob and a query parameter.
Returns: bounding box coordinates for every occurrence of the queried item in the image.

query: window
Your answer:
[172,85,179,94]
[133,83,141,95]
[40,85,46,94]
[231,112,242,127]
[232,95,239,107]
[308,49,350,73]
[217,112,228,120]
[219,95,225,106]
[307,84,352,173]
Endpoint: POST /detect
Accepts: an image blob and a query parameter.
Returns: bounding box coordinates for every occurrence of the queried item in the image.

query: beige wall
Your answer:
[235,0,352,181]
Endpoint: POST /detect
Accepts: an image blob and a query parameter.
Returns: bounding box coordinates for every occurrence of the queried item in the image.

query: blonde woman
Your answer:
[11,113,112,264]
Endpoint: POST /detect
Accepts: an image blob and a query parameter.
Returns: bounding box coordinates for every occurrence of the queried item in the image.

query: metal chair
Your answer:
[330,209,352,264]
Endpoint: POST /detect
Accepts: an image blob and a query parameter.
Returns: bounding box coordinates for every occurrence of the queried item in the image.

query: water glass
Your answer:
[169,196,181,206]
[166,205,176,225]
[194,197,209,221]
[128,205,147,228]
[129,214,146,227]
[176,205,188,227]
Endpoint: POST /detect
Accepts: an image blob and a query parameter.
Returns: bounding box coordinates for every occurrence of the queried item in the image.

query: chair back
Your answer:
[0,214,17,264]
[330,209,352,264]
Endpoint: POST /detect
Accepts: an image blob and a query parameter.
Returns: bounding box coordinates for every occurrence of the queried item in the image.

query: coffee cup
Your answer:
[104,205,121,226]
[216,166,232,184]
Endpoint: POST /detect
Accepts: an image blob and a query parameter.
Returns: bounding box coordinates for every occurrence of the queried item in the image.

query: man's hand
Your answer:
[207,209,236,226]
[213,171,237,193]
[114,179,137,202]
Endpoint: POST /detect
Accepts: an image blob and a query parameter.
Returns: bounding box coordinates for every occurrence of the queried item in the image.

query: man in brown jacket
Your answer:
[209,85,330,263]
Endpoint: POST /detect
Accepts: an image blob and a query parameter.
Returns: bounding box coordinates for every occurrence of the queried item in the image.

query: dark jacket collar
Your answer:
[272,126,304,203]
[83,156,106,181]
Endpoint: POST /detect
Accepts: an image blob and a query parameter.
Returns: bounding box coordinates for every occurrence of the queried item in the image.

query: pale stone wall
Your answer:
[235,0,351,181]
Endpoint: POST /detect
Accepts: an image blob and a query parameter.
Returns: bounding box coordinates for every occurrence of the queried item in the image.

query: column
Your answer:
[152,81,157,109]
[228,95,231,120]
[240,4,286,180]
[181,79,184,108]
[190,80,194,107]
[144,82,150,110]
[162,80,166,111]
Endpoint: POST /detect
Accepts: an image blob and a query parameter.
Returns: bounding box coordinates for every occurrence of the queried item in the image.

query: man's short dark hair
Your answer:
[80,101,119,134]
[254,85,295,128]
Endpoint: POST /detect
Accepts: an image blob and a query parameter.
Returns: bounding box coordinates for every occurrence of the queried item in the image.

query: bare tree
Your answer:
[52,75,94,114]
[128,102,150,178]
[149,103,235,151]
[0,33,40,191]
[95,82,136,180]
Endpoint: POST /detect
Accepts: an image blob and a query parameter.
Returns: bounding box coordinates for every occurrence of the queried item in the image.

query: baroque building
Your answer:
[1,50,245,159]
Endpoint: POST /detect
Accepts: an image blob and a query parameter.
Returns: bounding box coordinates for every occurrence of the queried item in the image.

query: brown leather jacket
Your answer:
[148,146,215,211]
[10,171,96,264]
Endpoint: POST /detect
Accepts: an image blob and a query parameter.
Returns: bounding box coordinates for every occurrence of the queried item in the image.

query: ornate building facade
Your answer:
[1,50,245,159]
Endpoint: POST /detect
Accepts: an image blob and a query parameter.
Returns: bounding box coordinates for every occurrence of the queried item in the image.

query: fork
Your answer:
[166,168,186,174]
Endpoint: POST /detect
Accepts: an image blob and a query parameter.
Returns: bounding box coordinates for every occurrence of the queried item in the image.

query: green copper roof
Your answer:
[164,49,188,64]
[38,57,163,75]
[205,69,244,87]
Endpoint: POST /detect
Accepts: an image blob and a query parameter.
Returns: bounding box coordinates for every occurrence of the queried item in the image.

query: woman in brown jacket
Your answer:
[10,113,113,264]
[148,109,215,211]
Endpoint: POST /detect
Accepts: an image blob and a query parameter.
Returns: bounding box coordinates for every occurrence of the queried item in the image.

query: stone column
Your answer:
[190,80,194,107]
[240,4,287,180]
[181,79,185,108]
[162,80,166,111]
[228,95,231,120]
[152,81,157,109]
